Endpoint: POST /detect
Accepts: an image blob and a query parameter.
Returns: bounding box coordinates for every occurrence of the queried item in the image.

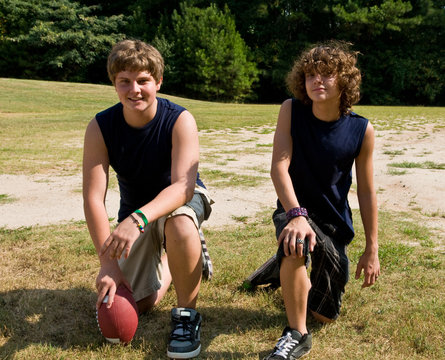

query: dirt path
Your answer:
[1,126,443,246]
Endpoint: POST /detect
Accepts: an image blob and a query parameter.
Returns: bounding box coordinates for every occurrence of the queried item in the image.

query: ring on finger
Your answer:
[296,238,304,245]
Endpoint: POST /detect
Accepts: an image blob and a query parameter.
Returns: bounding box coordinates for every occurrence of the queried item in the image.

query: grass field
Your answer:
[0,78,444,359]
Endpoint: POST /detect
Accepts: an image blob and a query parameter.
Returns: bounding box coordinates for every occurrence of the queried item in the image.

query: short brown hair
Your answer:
[107,39,164,85]
[286,40,361,115]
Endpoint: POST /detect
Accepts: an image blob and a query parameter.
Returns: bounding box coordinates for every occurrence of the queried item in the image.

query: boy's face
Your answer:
[305,71,340,106]
[114,70,162,113]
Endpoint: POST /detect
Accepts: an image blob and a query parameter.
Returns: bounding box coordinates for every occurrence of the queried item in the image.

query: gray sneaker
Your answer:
[264,327,312,360]
[167,307,202,359]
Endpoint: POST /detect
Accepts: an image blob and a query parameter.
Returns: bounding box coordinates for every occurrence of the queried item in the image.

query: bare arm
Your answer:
[83,118,111,254]
[139,110,199,219]
[354,122,380,287]
[270,100,316,258]
[82,118,130,308]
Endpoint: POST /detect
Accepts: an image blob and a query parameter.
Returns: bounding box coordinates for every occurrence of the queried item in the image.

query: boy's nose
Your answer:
[313,74,322,83]
[130,81,141,92]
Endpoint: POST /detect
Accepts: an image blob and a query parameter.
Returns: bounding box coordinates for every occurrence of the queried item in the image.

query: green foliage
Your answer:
[155,3,258,102]
[333,0,444,106]
[0,0,444,105]
[333,0,421,34]
[0,0,127,82]
[214,0,444,105]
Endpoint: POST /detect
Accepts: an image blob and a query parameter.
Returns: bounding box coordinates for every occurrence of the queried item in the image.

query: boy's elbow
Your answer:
[270,164,279,183]
[185,189,194,203]
[184,181,195,202]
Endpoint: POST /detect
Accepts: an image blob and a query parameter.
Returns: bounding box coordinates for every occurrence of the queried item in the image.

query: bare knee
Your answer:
[310,310,335,324]
[136,292,160,315]
[165,215,197,243]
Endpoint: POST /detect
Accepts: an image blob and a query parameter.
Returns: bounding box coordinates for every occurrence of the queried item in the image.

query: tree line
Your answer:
[0,0,443,105]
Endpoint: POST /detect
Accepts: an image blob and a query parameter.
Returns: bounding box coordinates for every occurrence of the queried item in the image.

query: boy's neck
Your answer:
[312,102,340,122]
[123,99,158,128]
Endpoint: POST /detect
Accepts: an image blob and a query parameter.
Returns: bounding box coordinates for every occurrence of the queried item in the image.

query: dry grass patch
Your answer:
[1,210,444,359]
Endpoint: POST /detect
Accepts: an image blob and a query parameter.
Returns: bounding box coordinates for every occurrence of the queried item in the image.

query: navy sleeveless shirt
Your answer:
[96,97,204,222]
[281,99,368,243]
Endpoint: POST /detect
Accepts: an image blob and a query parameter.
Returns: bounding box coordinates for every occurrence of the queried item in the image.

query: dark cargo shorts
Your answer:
[273,208,350,320]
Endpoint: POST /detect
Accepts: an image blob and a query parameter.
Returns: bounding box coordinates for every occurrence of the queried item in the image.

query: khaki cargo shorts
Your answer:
[117,186,212,302]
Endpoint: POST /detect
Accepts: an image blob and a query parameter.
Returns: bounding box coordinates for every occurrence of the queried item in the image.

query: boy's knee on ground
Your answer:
[136,292,159,314]
[310,310,336,324]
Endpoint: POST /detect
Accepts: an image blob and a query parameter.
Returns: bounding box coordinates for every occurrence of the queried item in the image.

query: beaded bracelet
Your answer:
[129,214,144,233]
[134,209,148,226]
[286,207,308,222]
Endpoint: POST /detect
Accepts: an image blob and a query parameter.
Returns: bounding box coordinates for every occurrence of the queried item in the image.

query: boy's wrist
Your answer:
[286,207,308,222]
[364,242,379,254]
[134,209,148,226]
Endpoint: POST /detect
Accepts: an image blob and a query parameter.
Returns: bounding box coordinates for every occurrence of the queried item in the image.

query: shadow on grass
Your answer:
[200,303,323,359]
[0,287,99,356]
[0,287,324,359]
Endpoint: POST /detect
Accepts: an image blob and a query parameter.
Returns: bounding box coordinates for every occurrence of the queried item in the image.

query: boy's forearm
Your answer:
[137,179,193,224]
[357,191,378,252]
[84,199,112,259]
[271,164,300,211]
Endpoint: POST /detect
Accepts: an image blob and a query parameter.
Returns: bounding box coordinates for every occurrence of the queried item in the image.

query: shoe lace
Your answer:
[272,333,299,358]
[170,318,194,341]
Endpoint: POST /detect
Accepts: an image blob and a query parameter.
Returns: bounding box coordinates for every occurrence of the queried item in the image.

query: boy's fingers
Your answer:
[355,263,363,280]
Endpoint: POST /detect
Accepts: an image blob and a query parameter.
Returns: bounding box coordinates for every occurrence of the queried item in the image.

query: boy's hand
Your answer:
[95,263,131,309]
[99,216,141,260]
[355,249,380,288]
[278,216,316,258]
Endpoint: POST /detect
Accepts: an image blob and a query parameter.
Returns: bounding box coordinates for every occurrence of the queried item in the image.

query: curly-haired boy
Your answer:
[262,40,380,359]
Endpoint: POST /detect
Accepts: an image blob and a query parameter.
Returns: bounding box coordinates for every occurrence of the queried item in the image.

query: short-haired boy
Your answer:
[83,39,212,359]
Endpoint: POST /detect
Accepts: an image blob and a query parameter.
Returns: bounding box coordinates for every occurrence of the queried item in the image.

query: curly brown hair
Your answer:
[286,40,361,115]
[107,39,164,85]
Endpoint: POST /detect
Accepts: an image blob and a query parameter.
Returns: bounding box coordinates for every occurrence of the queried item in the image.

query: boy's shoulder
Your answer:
[348,110,368,122]
[157,97,186,113]
[289,98,311,115]
[96,102,122,119]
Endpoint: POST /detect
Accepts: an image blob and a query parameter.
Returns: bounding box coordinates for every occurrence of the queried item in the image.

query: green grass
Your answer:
[2,78,445,175]
[354,105,445,131]
[388,161,445,170]
[383,150,405,156]
[0,78,278,175]
[387,168,408,176]
[0,78,445,359]
[0,194,16,204]
[199,169,267,188]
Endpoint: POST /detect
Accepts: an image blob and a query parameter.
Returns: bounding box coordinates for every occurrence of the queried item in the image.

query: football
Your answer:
[96,285,139,344]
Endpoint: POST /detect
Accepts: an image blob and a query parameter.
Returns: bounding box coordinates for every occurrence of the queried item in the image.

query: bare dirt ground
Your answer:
[1,125,444,247]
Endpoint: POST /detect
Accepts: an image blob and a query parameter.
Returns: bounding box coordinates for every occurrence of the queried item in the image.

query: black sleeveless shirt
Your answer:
[279,99,368,243]
[96,97,204,222]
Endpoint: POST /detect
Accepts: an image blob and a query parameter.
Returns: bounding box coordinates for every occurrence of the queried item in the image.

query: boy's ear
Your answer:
[156,77,163,91]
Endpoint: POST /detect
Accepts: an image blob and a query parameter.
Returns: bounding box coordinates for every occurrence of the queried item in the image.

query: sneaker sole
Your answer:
[167,344,201,359]
[242,254,279,290]
[263,347,310,360]
[297,348,311,358]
